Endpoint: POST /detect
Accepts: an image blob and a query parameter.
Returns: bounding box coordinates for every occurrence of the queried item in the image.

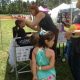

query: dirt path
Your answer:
[0,15,13,19]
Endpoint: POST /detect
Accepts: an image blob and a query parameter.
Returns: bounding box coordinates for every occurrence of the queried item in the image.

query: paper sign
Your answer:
[58,32,67,43]
[16,46,33,61]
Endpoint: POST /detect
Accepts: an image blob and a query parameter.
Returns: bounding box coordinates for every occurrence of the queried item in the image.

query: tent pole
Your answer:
[70,0,73,24]
[0,17,3,50]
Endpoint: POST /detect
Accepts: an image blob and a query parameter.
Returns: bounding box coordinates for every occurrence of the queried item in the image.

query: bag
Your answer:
[16,37,32,46]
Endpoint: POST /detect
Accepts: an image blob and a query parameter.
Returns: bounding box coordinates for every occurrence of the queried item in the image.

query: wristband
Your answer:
[39,66,41,70]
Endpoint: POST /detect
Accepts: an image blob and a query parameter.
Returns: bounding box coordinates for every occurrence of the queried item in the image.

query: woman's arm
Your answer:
[38,49,55,70]
[65,30,80,39]
[25,12,45,31]
[65,31,72,40]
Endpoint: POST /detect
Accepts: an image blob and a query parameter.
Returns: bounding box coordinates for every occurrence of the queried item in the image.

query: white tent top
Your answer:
[52,3,70,12]
[50,2,77,25]
[50,3,69,25]
[50,3,70,19]
[70,1,77,8]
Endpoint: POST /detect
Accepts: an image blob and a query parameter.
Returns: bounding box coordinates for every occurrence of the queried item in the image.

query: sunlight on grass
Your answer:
[0,51,8,80]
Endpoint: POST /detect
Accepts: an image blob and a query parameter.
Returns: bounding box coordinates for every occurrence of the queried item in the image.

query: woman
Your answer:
[69,1,80,80]
[25,2,59,52]
[65,2,80,79]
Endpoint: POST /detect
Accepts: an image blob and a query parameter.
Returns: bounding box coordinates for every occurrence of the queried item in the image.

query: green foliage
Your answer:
[36,0,70,9]
[0,0,71,14]
[0,0,29,14]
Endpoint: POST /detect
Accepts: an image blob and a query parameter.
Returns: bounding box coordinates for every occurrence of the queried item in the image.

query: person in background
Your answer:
[23,2,59,54]
[13,19,26,38]
[9,19,26,73]
[32,30,56,80]
[65,17,80,80]
[64,1,80,79]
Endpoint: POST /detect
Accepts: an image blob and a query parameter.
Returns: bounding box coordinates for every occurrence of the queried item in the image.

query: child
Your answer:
[31,30,56,80]
[13,19,26,38]
[9,19,26,73]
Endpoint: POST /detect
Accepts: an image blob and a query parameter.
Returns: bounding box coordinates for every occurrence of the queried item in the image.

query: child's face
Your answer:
[20,21,25,28]
[45,37,55,48]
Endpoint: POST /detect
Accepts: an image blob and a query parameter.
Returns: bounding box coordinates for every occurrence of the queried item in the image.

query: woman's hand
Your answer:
[65,32,72,39]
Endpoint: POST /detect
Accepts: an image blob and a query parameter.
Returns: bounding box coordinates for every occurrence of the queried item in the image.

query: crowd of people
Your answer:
[8,1,80,80]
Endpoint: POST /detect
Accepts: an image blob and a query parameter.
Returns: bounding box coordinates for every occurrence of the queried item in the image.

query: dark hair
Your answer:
[30,32,39,45]
[29,2,39,15]
[13,20,23,38]
[39,31,55,47]
[15,19,23,27]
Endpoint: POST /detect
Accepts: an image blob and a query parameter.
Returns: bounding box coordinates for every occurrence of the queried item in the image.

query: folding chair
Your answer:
[13,37,33,80]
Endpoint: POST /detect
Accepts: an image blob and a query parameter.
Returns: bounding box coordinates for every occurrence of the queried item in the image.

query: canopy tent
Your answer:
[50,3,70,25]
[50,2,77,25]
[52,3,70,11]
[71,1,77,8]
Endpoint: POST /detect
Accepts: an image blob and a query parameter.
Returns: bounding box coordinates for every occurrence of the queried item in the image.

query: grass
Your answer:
[0,18,74,80]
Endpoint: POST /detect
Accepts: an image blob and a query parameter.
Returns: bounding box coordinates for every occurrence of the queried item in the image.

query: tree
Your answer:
[8,0,29,14]
[0,0,11,14]
[0,0,70,14]
[36,0,70,9]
